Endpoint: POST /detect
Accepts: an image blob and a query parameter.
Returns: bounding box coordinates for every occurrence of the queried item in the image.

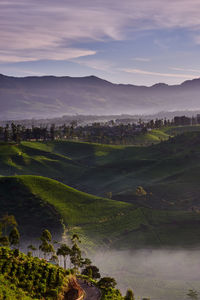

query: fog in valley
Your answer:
[91,249,200,300]
[20,241,200,299]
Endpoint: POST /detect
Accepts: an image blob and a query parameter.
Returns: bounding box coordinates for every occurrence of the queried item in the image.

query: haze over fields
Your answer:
[92,249,200,300]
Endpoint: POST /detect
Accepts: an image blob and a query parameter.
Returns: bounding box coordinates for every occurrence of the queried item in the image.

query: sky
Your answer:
[1,0,200,86]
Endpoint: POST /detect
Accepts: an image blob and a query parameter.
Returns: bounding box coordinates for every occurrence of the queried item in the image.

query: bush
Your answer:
[98,277,117,289]
[0,246,68,299]
[82,265,101,279]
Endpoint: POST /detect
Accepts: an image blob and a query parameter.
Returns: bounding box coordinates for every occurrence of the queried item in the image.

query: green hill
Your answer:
[162,124,200,136]
[1,175,200,249]
[1,131,200,249]
[1,131,200,210]
[0,141,84,184]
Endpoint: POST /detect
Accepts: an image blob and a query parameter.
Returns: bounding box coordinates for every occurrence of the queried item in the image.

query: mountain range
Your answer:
[0,73,200,120]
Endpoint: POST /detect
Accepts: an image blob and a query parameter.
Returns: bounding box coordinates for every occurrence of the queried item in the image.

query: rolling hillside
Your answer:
[0,141,84,185]
[1,129,200,211]
[1,175,200,249]
[1,131,200,248]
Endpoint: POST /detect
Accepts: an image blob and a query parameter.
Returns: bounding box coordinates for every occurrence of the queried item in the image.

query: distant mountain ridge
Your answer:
[0,73,200,120]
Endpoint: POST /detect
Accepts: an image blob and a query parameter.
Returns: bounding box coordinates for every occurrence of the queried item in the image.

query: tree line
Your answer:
[0,114,197,145]
[0,118,171,145]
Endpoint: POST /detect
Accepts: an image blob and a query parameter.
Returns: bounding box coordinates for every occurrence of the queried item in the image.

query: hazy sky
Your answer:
[1,0,200,85]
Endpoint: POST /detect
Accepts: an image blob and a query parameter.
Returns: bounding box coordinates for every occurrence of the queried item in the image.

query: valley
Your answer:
[1,124,200,299]
[1,128,200,250]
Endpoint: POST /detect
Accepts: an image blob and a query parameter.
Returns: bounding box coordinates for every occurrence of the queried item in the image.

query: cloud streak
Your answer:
[0,0,125,63]
[0,49,96,63]
[133,57,151,62]
[170,67,200,73]
[122,68,199,79]
[1,0,200,64]
[71,58,115,72]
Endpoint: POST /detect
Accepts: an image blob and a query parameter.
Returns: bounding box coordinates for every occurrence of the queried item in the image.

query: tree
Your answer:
[0,214,18,247]
[11,123,18,142]
[82,265,101,279]
[4,124,9,142]
[72,234,81,244]
[1,214,17,235]
[56,244,71,269]
[9,226,20,248]
[98,277,117,289]
[40,229,52,242]
[16,124,22,143]
[70,243,82,270]
[50,124,55,141]
[125,289,135,300]
[135,186,147,197]
[39,229,54,259]
[39,239,54,259]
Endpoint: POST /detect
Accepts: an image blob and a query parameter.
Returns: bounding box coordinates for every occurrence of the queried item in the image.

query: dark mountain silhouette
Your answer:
[0,73,200,120]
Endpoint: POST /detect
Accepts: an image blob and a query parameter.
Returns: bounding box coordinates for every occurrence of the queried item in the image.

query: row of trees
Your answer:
[0,120,164,145]
[0,115,195,145]
[0,123,56,143]
[1,114,199,145]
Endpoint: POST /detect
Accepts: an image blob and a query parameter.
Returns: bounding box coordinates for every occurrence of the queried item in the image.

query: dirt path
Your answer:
[78,279,101,300]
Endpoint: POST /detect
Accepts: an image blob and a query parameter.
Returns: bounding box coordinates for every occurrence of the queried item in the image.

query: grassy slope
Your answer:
[0,176,64,240]
[163,124,200,136]
[130,129,170,145]
[1,131,200,209]
[1,175,200,249]
[1,129,200,248]
[0,141,84,184]
[50,132,200,210]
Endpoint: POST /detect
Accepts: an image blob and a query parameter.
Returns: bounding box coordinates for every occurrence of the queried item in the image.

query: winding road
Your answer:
[78,279,101,300]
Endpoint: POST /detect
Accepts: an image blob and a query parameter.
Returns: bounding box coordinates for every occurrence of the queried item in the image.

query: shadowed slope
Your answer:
[1,175,200,249]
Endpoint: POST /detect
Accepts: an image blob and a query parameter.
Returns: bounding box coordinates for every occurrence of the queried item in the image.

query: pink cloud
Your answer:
[1,0,200,63]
